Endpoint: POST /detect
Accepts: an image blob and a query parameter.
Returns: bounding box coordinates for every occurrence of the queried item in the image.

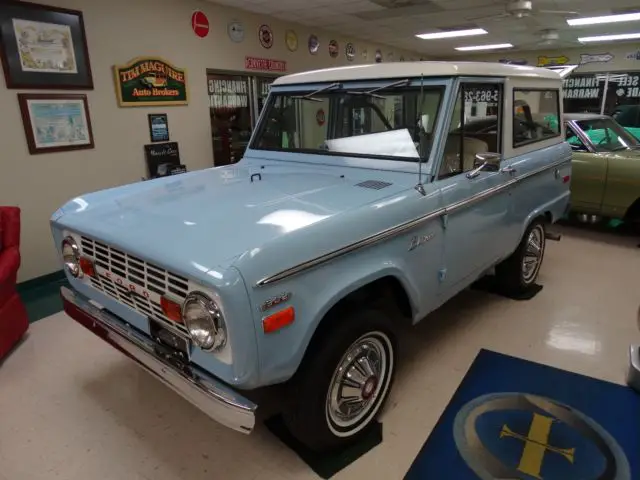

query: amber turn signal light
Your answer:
[263,306,295,334]
[161,296,183,323]
[79,257,96,277]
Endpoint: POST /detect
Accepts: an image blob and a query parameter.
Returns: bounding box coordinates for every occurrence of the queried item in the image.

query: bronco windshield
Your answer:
[574,117,639,152]
[250,83,445,162]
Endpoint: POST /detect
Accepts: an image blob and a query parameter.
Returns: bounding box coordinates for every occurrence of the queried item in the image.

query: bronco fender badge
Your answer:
[409,233,434,251]
[260,292,291,312]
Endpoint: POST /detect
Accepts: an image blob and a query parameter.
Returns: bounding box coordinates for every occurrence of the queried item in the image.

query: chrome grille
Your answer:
[80,236,189,334]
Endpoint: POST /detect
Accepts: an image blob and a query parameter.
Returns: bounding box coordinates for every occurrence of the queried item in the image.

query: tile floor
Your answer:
[1,224,638,480]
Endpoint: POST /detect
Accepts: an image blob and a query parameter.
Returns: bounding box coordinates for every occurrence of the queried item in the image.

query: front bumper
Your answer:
[61,286,257,434]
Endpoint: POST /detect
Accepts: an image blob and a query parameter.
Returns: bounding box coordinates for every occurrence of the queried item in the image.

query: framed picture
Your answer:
[0,1,93,89]
[18,93,94,154]
[148,113,169,142]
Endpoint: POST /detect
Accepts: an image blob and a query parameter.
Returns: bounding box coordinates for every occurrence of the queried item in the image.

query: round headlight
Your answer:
[61,236,81,278]
[182,292,227,351]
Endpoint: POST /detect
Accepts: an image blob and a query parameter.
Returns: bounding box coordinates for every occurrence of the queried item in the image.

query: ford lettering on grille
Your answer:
[80,236,189,334]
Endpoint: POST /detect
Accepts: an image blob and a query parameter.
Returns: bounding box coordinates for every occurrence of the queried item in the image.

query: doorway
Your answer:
[207,71,278,166]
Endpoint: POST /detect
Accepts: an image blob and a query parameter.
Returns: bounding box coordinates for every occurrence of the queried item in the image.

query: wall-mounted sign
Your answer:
[499,58,528,65]
[285,30,298,52]
[345,43,355,62]
[258,24,273,49]
[227,21,244,43]
[148,113,169,142]
[328,40,339,58]
[580,53,614,65]
[308,34,319,55]
[625,50,640,61]
[191,10,209,38]
[316,108,325,126]
[113,57,188,107]
[245,56,286,72]
[375,49,382,63]
[537,55,569,67]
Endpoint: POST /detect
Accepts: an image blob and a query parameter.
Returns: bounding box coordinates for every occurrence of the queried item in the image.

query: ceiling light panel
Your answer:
[455,43,513,51]
[567,12,640,26]
[416,28,487,40]
[578,32,640,43]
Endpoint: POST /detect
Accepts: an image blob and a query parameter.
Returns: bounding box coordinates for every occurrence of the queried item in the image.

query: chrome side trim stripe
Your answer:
[256,207,446,286]
[256,157,570,287]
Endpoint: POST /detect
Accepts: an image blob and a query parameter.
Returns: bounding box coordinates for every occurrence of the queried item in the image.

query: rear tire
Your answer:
[282,309,397,452]
[495,219,546,294]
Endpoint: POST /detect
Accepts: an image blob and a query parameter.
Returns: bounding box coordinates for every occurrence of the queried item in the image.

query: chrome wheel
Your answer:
[522,224,545,284]
[325,331,393,437]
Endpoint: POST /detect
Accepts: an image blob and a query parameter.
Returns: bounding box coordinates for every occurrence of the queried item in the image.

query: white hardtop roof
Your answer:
[274,61,561,86]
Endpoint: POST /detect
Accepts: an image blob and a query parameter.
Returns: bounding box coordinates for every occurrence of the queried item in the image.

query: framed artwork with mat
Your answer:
[0,1,93,89]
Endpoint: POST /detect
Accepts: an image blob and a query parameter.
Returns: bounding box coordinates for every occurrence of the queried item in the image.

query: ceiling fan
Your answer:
[468,0,578,22]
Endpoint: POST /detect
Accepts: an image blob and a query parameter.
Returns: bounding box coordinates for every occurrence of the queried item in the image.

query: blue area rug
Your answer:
[405,349,640,479]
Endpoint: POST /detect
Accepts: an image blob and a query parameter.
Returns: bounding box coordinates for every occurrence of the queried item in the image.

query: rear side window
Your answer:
[512,89,561,147]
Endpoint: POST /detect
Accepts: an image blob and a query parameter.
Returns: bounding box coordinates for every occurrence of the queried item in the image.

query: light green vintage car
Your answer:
[565,113,640,223]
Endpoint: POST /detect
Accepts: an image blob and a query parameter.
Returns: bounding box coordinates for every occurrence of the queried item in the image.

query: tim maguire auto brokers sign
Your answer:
[114,57,188,107]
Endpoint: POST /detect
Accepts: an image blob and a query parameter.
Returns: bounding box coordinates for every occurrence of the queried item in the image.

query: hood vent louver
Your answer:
[355,180,393,190]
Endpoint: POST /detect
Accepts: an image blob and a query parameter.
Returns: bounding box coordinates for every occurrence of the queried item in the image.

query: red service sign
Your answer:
[245,56,287,73]
[191,11,209,38]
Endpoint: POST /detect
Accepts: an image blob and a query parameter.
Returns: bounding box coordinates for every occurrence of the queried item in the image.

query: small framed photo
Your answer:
[0,1,93,89]
[148,113,169,142]
[18,93,94,154]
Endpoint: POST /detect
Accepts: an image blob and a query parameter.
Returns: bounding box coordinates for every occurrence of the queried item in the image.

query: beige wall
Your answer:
[453,42,640,73]
[0,0,421,282]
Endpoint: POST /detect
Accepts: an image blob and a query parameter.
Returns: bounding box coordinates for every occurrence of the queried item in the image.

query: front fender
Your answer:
[246,253,421,386]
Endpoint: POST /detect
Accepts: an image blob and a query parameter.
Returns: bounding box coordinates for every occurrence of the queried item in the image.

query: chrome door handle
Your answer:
[501,166,516,175]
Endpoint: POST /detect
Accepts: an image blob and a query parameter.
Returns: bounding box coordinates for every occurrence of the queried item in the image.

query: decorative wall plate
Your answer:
[308,34,319,55]
[285,30,298,52]
[375,49,382,63]
[328,39,339,58]
[345,42,356,62]
[258,24,274,49]
[227,21,244,43]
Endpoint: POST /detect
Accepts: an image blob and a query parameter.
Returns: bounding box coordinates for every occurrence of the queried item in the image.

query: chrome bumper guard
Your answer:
[61,286,256,434]
[627,344,640,394]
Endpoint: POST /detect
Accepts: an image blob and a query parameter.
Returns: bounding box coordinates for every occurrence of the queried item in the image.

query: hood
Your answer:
[53,164,410,278]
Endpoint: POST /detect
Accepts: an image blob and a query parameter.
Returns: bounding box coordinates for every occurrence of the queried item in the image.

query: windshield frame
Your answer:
[567,117,640,153]
[246,78,451,171]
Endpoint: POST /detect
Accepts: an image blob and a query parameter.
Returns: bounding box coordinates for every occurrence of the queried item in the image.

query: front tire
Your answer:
[282,309,397,452]
[495,219,546,294]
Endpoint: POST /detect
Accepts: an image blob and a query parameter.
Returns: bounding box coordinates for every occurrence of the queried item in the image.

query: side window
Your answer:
[565,126,588,152]
[513,89,561,147]
[439,83,502,179]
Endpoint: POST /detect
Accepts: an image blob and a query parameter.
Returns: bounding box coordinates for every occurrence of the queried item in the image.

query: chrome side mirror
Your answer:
[473,152,502,170]
[467,152,502,179]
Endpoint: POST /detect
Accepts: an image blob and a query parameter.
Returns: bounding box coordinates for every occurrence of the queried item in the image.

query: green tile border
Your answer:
[17,269,65,295]
[17,270,68,323]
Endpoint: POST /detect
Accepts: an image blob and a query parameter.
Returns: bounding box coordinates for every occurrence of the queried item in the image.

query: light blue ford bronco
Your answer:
[52,62,571,452]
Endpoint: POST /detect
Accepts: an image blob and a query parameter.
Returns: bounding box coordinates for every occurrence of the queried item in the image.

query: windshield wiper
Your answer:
[292,82,342,102]
[345,78,411,99]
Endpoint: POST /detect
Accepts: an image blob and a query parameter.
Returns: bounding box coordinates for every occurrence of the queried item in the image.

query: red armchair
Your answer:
[0,206,29,359]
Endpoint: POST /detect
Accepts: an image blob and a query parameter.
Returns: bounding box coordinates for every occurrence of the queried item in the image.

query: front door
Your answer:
[437,81,511,296]
[565,124,607,213]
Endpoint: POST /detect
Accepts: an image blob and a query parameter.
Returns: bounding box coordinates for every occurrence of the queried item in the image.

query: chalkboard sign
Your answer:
[144,142,181,178]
